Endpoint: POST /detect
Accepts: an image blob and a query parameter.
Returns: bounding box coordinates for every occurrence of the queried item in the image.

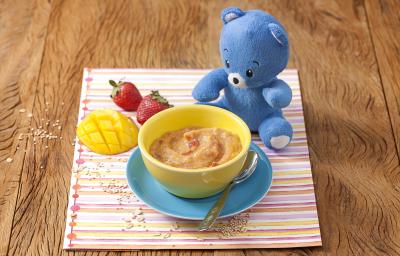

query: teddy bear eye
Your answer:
[246,69,253,78]
[225,60,230,68]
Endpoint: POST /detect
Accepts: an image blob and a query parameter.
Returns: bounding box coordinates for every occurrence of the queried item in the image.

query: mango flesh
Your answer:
[76,109,138,155]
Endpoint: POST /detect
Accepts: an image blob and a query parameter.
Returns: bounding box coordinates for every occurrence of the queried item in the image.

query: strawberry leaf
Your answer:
[109,80,118,87]
[150,90,172,106]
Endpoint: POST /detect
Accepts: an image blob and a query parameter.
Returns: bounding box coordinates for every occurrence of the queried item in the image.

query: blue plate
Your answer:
[126,143,272,220]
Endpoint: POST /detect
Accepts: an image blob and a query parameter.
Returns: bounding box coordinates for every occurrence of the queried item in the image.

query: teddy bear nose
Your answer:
[228,73,246,88]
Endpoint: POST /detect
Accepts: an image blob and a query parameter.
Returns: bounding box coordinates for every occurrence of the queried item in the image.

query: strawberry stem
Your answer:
[109,80,124,98]
[111,87,120,98]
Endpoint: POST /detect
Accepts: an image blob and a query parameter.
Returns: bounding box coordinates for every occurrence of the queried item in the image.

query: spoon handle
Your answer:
[198,182,234,231]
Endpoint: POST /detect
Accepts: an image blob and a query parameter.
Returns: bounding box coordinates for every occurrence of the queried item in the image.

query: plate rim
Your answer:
[126,143,273,220]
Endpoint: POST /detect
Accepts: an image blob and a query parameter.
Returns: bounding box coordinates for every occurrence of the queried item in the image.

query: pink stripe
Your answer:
[78,152,311,159]
[75,212,318,222]
[271,163,311,169]
[268,154,310,158]
[256,202,316,207]
[76,184,315,192]
[263,194,315,202]
[88,68,298,73]
[270,185,315,190]
[75,227,319,234]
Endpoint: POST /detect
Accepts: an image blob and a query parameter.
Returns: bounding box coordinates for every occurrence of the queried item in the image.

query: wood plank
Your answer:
[364,0,400,157]
[6,0,209,255]
[6,0,400,255]
[0,0,51,255]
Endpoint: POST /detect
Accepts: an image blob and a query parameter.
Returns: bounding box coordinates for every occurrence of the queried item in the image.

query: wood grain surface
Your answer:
[0,0,51,255]
[1,0,399,255]
[364,0,400,157]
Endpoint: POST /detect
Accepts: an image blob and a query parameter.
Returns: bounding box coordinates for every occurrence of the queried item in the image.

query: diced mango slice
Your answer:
[76,109,139,155]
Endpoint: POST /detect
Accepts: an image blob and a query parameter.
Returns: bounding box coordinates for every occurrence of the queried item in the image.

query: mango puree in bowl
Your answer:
[138,105,251,198]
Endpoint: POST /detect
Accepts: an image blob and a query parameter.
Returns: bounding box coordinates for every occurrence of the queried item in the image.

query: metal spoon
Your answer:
[198,151,259,231]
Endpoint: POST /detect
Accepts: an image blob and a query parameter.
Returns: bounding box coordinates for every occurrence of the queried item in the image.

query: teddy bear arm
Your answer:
[192,68,228,102]
[262,79,292,108]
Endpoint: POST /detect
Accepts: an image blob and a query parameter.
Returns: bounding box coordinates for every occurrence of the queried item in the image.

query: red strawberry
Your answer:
[136,91,173,125]
[109,80,142,111]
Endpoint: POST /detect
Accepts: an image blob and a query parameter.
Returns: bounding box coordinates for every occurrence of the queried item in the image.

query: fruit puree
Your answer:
[150,127,242,169]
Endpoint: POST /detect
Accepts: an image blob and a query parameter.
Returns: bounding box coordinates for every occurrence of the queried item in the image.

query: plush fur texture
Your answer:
[192,7,293,150]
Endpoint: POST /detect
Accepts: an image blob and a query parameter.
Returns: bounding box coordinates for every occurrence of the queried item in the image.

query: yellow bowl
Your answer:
[138,105,251,198]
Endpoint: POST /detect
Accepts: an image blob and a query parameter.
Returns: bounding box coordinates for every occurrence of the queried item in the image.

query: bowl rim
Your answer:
[138,105,251,173]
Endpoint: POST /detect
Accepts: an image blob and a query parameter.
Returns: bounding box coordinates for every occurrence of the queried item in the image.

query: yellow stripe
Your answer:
[273,178,314,185]
[77,185,312,196]
[273,170,311,176]
[288,141,308,146]
[74,229,320,238]
[292,132,307,137]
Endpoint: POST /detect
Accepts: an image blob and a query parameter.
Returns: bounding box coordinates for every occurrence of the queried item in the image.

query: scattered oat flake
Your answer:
[19,108,26,113]
[27,113,33,118]
[163,233,171,238]
[137,216,145,222]
[6,158,13,163]
[213,212,250,237]
[153,233,162,236]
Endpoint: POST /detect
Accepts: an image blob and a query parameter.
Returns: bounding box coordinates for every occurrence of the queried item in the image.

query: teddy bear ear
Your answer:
[268,23,288,47]
[221,7,245,24]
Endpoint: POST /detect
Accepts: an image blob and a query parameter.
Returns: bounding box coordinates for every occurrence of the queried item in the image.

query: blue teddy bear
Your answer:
[192,7,293,150]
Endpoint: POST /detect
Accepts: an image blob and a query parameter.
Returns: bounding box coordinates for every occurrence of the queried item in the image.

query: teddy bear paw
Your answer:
[270,135,290,149]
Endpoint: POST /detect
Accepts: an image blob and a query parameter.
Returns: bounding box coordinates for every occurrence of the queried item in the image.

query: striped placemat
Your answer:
[63,68,321,250]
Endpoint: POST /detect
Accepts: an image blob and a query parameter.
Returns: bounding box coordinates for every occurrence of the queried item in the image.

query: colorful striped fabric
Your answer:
[63,68,321,250]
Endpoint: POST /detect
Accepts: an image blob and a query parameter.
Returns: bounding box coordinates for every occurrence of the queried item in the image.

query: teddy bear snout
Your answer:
[228,73,246,88]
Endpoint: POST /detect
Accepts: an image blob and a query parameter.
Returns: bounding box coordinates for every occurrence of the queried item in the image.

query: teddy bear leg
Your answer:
[195,99,227,110]
[258,116,293,150]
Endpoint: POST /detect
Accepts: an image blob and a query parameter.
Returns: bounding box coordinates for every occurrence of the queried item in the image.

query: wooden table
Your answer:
[1,0,399,255]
